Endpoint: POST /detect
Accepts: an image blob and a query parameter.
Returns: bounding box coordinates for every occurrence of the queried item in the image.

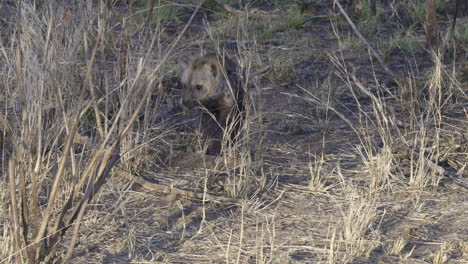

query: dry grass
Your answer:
[0,0,467,263]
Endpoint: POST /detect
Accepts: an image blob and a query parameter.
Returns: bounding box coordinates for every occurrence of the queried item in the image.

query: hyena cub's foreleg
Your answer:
[202,104,244,155]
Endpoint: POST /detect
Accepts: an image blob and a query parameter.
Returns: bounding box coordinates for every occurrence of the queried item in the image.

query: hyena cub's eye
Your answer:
[195,84,203,91]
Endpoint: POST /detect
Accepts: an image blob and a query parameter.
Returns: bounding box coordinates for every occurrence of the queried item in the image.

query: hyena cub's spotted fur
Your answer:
[179,53,244,155]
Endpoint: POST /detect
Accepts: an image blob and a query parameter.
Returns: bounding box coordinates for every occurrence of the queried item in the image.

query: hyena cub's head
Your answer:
[179,53,230,110]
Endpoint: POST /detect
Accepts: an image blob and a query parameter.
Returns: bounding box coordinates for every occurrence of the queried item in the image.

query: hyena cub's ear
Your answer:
[209,63,218,78]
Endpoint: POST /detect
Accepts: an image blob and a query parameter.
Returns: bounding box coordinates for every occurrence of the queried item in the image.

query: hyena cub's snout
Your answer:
[179,53,244,155]
[180,81,211,109]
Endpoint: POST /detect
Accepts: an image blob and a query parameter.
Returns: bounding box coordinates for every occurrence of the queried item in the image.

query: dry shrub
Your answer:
[0,1,204,263]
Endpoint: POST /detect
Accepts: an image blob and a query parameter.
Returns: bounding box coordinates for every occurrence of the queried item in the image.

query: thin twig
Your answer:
[333,0,396,80]
[8,159,24,264]
[117,169,242,205]
[143,0,157,30]
[209,0,281,18]
[32,119,79,260]
[85,10,106,139]
[61,147,121,263]
[450,0,461,40]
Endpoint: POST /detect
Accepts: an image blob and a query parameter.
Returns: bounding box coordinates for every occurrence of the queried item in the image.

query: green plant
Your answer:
[454,19,468,44]
[397,36,422,54]
[380,29,423,58]
[258,29,274,40]
[360,0,381,26]
[287,5,305,29]
[239,15,289,42]
[408,0,426,27]
[137,1,183,25]
[266,54,296,83]
[202,0,223,13]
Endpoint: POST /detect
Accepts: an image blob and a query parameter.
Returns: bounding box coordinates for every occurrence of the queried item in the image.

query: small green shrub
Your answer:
[137,1,183,25]
[266,54,297,83]
[287,5,305,29]
[408,0,426,27]
[397,37,422,54]
[360,0,381,26]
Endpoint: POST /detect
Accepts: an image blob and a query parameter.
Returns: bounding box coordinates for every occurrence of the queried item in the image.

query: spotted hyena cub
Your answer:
[179,53,244,155]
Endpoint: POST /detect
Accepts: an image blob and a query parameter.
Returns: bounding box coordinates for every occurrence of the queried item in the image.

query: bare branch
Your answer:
[117,169,242,205]
[209,0,281,18]
[333,0,396,80]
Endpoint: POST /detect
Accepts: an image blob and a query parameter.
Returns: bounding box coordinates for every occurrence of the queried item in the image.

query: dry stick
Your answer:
[44,103,96,253]
[44,148,119,262]
[87,20,106,139]
[13,4,33,260]
[117,169,241,205]
[450,0,461,40]
[143,0,158,31]
[425,0,439,50]
[32,14,55,242]
[31,128,40,239]
[18,164,30,260]
[2,118,30,256]
[61,147,121,263]
[209,0,280,18]
[32,28,96,261]
[13,1,32,201]
[14,0,28,147]
[44,149,109,261]
[104,0,124,25]
[333,0,397,80]
[8,159,23,264]
[32,120,79,260]
[43,6,54,67]
[104,75,110,135]
[31,168,40,241]
[33,15,103,259]
[44,151,103,258]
